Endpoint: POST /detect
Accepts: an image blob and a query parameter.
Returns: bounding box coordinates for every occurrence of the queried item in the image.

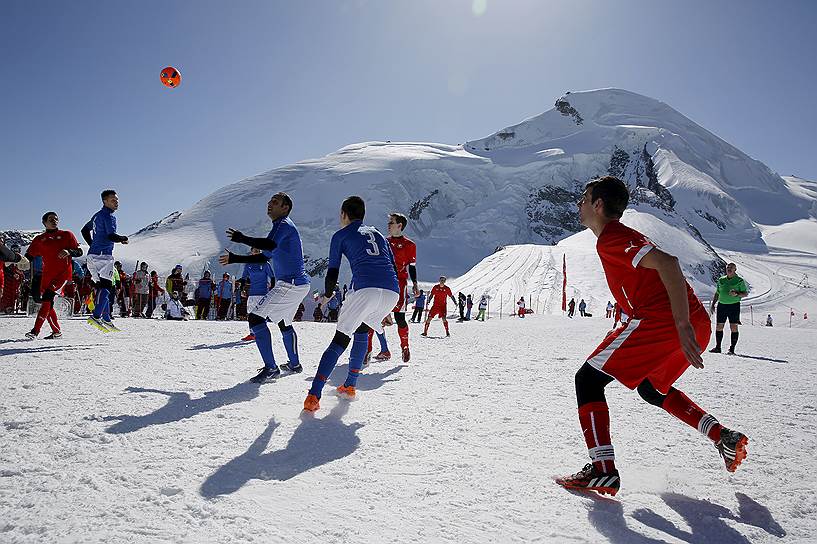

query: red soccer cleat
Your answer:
[242,333,256,341]
[555,463,620,496]
[402,346,410,362]
[336,384,356,400]
[374,351,391,361]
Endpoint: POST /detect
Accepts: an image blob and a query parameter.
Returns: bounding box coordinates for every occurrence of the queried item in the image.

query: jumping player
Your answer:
[24,212,83,339]
[82,190,128,331]
[304,196,399,412]
[421,276,456,337]
[219,192,310,383]
[555,176,748,496]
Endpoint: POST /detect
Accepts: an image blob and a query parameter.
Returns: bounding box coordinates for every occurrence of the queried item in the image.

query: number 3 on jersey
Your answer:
[359,227,380,256]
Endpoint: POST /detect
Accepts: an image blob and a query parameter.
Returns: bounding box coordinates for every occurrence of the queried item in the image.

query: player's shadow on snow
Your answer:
[302,363,406,391]
[100,382,261,434]
[0,344,101,357]
[187,340,249,351]
[200,401,362,498]
[735,354,788,364]
[587,491,785,543]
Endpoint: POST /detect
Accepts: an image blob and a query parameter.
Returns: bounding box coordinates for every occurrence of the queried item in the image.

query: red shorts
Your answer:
[41,274,70,296]
[585,309,711,394]
[427,306,447,320]
[393,281,409,313]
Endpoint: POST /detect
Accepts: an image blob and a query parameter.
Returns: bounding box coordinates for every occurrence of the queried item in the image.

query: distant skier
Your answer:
[24,212,83,339]
[132,262,150,318]
[457,292,466,321]
[606,300,613,318]
[81,190,128,331]
[578,299,587,317]
[303,196,399,412]
[765,314,773,327]
[219,192,311,383]
[465,294,473,320]
[0,239,27,305]
[709,262,748,355]
[476,294,488,321]
[555,176,748,497]
[215,273,233,320]
[422,276,456,337]
[517,296,526,318]
[567,297,576,318]
[196,271,216,320]
[165,291,190,320]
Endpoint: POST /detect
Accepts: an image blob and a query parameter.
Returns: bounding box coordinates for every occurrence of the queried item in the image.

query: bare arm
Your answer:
[639,248,704,369]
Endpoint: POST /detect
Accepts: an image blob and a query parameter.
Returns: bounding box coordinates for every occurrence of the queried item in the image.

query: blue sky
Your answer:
[2,0,815,233]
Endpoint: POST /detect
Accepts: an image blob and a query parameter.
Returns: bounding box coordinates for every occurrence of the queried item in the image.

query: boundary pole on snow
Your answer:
[750,305,753,326]
[500,295,502,320]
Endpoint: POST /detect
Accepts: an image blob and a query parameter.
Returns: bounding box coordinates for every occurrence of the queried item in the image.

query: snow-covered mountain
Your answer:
[118,88,815,291]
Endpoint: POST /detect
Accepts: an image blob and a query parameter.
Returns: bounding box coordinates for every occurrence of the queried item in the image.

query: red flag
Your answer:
[561,254,567,312]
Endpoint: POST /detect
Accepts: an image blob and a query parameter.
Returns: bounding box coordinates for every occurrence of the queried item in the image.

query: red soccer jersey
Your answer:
[429,284,453,310]
[597,220,701,321]
[388,236,416,283]
[26,229,80,285]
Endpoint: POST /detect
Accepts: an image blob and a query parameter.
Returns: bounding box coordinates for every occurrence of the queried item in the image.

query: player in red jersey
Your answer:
[364,212,419,363]
[555,177,748,497]
[421,276,456,337]
[24,212,83,339]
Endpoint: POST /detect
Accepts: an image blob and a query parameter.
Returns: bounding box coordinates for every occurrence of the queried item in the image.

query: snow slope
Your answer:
[117,89,814,284]
[0,315,809,543]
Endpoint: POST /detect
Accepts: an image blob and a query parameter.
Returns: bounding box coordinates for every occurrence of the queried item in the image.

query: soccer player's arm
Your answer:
[711,282,719,311]
[735,278,749,298]
[80,218,94,246]
[224,252,269,264]
[107,215,128,244]
[408,242,418,295]
[225,227,278,251]
[638,247,704,369]
[63,232,83,258]
[324,232,343,299]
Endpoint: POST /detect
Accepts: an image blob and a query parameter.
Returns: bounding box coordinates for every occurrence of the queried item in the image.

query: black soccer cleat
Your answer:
[555,463,620,496]
[709,347,722,353]
[43,332,62,340]
[716,427,748,472]
[280,362,303,373]
[250,366,281,383]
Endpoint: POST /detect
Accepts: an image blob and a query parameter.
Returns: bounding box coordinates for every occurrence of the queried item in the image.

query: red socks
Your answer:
[398,325,409,348]
[32,301,52,335]
[443,320,449,335]
[662,389,722,442]
[578,402,616,473]
[47,305,60,333]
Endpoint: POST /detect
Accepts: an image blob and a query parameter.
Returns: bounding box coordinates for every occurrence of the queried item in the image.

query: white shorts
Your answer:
[86,254,114,283]
[249,281,310,326]
[336,287,400,337]
[247,295,264,310]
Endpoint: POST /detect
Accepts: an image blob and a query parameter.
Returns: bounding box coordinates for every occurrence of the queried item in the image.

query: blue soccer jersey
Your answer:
[328,221,399,293]
[263,217,310,286]
[242,262,275,296]
[86,207,117,256]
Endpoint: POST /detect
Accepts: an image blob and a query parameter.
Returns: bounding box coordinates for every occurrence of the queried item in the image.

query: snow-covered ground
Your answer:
[1,314,811,543]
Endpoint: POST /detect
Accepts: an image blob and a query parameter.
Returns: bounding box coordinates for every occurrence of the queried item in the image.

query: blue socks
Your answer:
[344,331,369,387]
[309,341,346,398]
[93,289,109,320]
[251,323,277,369]
[281,327,299,365]
[376,331,389,353]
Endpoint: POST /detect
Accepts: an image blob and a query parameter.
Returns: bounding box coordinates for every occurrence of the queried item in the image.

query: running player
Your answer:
[304,196,399,412]
[219,192,310,383]
[421,276,456,337]
[24,212,83,339]
[709,262,748,354]
[555,176,748,496]
[81,190,128,331]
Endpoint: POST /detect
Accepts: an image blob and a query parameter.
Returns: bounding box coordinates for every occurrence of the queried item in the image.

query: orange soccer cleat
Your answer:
[336,385,356,400]
[303,394,320,412]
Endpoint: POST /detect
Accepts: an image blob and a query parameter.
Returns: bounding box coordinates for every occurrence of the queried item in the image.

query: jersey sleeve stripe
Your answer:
[631,244,654,268]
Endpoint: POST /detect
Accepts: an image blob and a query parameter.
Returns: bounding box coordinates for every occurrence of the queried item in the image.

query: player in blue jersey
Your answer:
[219,192,310,383]
[304,196,400,412]
[81,190,128,332]
[238,249,276,341]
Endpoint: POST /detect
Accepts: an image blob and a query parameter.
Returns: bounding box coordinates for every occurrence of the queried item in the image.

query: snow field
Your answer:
[0,313,812,543]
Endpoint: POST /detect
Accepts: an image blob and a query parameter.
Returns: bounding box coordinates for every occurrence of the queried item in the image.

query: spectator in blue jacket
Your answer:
[411,290,426,323]
[216,273,233,320]
[196,271,215,320]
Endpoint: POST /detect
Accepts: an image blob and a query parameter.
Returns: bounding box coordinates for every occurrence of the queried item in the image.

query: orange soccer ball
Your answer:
[160,66,181,88]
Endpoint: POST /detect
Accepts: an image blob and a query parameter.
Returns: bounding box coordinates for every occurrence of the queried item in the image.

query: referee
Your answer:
[710,262,748,354]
